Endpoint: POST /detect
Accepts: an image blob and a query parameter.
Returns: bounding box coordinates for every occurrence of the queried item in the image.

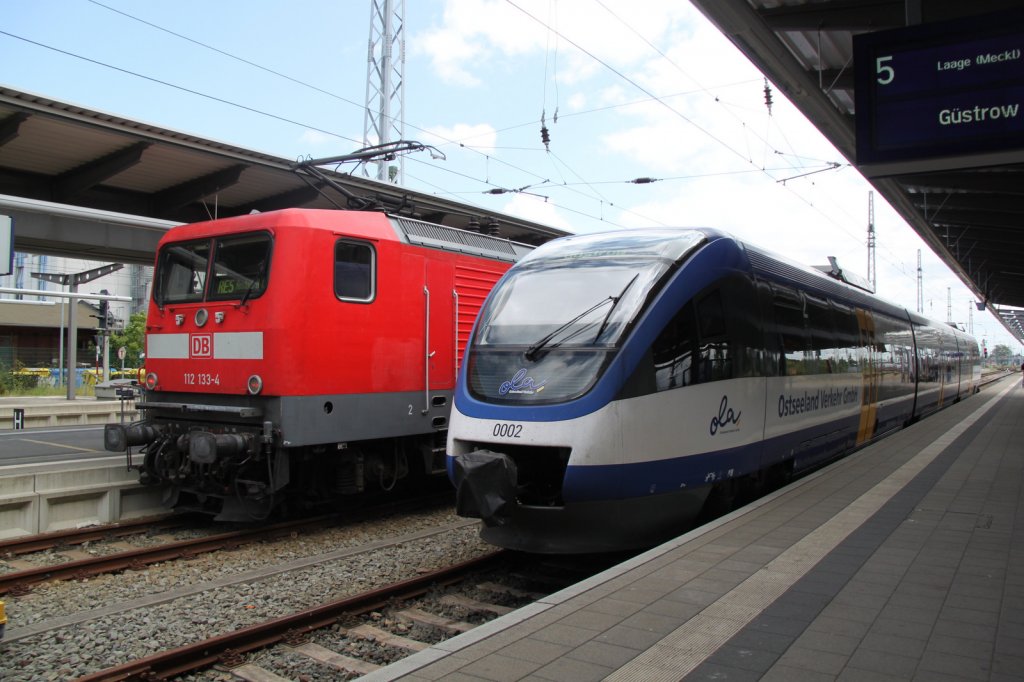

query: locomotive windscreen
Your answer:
[155,231,271,305]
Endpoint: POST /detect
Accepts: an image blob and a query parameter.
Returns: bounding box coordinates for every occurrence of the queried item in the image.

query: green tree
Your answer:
[991,343,1012,365]
[109,311,147,372]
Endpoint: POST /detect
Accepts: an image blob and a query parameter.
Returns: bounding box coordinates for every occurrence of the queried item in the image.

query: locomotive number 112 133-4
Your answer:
[184,372,221,386]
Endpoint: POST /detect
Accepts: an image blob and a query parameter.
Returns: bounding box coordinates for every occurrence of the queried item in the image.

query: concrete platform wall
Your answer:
[0,456,165,537]
[0,401,139,429]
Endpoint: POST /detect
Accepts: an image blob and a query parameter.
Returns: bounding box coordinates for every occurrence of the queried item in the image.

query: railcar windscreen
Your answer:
[477,259,664,349]
[466,230,705,404]
[154,232,271,305]
[476,230,705,349]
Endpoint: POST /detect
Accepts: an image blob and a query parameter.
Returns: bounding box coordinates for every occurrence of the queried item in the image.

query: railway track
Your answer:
[73,551,509,681]
[1,507,498,678]
[67,549,612,681]
[0,507,578,682]
[0,513,186,557]
[0,492,454,596]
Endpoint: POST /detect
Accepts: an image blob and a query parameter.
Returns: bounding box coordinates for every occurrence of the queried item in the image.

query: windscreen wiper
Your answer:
[238,260,267,307]
[593,273,639,342]
[524,296,614,361]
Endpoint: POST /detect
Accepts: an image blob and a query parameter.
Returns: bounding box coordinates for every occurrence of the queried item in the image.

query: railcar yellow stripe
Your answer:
[856,309,878,446]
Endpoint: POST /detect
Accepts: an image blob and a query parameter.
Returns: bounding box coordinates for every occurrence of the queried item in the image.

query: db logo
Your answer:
[190,334,213,358]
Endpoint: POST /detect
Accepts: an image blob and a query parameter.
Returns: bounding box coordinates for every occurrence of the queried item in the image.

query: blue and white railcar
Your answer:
[448,229,980,553]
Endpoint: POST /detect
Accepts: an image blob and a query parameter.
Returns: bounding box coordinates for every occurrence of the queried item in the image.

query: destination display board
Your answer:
[853,9,1024,175]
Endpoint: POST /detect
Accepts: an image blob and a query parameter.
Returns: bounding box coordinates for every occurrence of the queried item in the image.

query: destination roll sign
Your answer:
[854,9,1024,176]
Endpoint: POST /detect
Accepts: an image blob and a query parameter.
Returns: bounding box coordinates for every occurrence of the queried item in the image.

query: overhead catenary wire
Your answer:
[58,2,838,229]
[1,3,916,296]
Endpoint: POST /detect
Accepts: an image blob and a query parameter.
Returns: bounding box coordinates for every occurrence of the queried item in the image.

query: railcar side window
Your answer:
[652,302,697,391]
[772,285,809,375]
[831,301,861,374]
[649,277,763,391]
[805,294,836,374]
[334,240,375,301]
[696,290,732,382]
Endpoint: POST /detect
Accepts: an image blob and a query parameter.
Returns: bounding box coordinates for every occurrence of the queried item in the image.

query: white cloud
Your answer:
[414,0,693,87]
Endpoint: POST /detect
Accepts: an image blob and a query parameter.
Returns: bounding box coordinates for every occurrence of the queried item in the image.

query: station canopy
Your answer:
[0,86,568,268]
[691,1,1024,342]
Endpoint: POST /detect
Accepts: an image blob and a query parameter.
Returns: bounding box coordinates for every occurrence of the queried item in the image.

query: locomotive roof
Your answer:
[155,208,397,245]
[155,207,534,264]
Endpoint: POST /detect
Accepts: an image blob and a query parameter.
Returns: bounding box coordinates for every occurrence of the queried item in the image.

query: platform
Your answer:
[0,394,138,430]
[371,373,1024,681]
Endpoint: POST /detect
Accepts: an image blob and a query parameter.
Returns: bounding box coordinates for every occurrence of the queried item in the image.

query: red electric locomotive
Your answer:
[104,208,532,520]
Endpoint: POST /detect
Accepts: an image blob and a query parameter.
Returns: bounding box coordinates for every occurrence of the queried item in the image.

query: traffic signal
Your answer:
[98,290,109,330]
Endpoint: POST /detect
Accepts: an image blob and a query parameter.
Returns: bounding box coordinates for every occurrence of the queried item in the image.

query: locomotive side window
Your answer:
[155,240,210,304]
[334,240,375,302]
[208,233,272,302]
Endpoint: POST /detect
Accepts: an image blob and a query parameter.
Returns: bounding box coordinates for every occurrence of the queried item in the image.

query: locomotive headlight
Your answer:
[247,374,263,395]
[145,372,158,390]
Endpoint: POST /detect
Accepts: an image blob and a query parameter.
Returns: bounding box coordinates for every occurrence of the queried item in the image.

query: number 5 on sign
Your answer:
[876,55,895,85]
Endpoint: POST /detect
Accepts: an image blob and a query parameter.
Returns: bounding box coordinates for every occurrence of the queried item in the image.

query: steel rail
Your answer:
[0,492,454,595]
[0,513,182,556]
[71,550,506,682]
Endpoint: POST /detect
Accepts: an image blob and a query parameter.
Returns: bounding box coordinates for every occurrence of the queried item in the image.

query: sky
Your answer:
[1,0,1020,352]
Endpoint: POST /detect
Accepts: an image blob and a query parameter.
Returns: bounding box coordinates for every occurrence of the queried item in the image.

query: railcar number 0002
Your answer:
[184,372,221,386]
[492,423,523,438]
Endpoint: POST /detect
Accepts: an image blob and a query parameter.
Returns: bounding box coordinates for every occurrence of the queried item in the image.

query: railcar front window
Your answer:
[469,258,671,404]
[467,230,705,404]
[478,259,666,349]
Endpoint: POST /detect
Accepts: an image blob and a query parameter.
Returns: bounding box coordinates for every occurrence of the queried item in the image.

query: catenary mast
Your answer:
[363,0,406,184]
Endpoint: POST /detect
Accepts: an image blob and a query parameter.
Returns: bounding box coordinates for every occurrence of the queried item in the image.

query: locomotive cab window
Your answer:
[208,233,271,302]
[334,240,375,302]
[155,239,210,304]
[154,232,271,305]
